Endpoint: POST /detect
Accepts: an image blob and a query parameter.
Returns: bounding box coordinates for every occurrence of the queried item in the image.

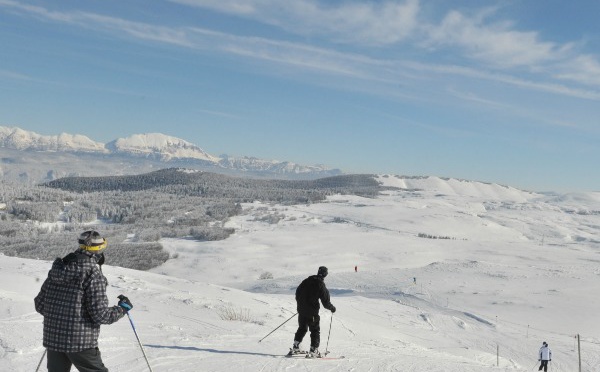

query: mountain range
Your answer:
[0,126,341,184]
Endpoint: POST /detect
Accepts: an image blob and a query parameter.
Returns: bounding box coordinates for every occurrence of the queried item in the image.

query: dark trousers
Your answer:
[539,360,549,371]
[47,348,108,372]
[294,314,321,349]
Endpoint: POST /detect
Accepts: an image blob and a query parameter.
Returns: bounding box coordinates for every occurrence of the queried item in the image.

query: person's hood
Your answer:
[48,250,99,284]
[309,274,324,282]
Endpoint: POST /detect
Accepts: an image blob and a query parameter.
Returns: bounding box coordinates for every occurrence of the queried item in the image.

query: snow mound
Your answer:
[377,175,538,201]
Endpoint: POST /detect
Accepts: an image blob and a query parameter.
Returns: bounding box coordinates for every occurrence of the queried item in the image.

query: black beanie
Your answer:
[318,266,328,277]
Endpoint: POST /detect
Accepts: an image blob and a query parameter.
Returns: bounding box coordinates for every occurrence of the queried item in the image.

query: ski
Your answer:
[286,349,345,359]
[304,351,345,360]
[285,348,308,357]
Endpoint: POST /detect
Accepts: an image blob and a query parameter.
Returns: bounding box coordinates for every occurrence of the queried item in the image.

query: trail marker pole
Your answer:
[578,334,581,372]
[497,344,499,367]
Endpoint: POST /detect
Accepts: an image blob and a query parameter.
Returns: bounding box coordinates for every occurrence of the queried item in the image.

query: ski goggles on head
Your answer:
[80,238,107,252]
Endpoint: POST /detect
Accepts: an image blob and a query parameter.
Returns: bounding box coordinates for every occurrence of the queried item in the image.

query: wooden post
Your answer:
[578,334,581,372]
[496,344,499,367]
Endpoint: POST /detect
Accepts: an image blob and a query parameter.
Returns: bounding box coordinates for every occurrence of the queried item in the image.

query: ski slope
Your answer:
[1,175,599,371]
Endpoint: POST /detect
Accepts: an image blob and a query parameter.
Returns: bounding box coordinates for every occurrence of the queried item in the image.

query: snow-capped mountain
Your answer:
[0,126,106,153]
[218,155,334,174]
[0,126,341,183]
[105,133,219,162]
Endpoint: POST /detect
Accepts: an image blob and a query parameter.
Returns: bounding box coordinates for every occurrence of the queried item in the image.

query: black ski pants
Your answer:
[539,360,549,371]
[47,347,109,372]
[294,314,321,349]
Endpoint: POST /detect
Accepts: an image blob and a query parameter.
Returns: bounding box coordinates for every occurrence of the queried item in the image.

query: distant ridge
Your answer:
[44,168,382,200]
[0,126,342,183]
[0,126,105,152]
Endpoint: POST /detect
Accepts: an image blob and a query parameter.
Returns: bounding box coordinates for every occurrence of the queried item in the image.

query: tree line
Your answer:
[0,169,386,270]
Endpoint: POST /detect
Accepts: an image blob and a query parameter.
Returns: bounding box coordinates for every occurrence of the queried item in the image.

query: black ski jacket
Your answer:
[295,275,334,317]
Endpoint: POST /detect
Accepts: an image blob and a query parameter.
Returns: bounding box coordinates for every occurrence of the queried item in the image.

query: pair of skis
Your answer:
[285,348,345,360]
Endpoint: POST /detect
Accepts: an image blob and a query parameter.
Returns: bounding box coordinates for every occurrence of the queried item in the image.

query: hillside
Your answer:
[1,176,599,371]
[43,168,381,197]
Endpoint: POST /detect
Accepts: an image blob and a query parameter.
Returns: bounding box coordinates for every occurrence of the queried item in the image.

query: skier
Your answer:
[538,341,552,371]
[291,266,336,358]
[34,230,133,372]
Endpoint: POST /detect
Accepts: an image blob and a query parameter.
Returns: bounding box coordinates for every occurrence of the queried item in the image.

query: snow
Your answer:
[106,133,220,162]
[0,126,339,177]
[2,179,600,371]
[0,126,106,152]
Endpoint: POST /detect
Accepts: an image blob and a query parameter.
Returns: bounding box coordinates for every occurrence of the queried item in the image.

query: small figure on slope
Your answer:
[538,341,552,371]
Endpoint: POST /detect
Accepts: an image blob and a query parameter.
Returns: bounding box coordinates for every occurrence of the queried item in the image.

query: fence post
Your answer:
[577,334,581,372]
[497,344,499,367]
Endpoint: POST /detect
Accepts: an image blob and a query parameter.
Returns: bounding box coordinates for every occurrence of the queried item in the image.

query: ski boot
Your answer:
[306,347,322,358]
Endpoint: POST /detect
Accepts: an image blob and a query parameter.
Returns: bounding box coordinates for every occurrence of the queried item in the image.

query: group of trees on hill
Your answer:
[0,169,384,270]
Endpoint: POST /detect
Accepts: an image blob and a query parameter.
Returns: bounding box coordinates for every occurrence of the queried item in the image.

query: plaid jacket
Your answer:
[34,250,125,352]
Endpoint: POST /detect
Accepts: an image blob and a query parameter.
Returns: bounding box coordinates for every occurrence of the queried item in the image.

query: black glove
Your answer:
[118,295,133,312]
[330,305,336,313]
[97,253,105,266]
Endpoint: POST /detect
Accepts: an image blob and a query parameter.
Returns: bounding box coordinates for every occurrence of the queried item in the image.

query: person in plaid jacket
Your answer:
[35,230,133,372]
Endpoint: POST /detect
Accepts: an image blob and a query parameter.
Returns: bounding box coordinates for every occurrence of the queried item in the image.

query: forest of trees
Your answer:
[0,169,386,270]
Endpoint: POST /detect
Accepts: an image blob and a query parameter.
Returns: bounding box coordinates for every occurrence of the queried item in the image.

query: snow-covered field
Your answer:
[1,175,599,371]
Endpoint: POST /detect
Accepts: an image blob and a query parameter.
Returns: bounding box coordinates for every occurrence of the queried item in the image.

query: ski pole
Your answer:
[258,312,298,343]
[120,298,153,372]
[324,313,333,356]
[35,349,46,372]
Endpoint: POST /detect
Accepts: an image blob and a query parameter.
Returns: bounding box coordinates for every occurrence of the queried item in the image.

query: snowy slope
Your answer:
[2,178,600,371]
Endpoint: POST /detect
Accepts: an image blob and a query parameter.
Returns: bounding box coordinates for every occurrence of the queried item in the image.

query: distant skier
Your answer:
[34,230,133,372]
[354,265,357,272]
[538,341,552,371]
[291,266,336,358]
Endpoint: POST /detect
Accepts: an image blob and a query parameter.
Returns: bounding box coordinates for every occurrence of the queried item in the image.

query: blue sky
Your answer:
[1,0,599,192]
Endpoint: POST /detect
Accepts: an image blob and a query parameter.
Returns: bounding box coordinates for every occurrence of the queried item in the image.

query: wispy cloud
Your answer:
[399,61,600,101]
[195,108,240,119]
[0,0,192,46]
[170,0,420,45]
[0,69,33,81]
[554,55,600,86]
[425,9,571,68]
[2,0,600,103]
[171,0,600,91]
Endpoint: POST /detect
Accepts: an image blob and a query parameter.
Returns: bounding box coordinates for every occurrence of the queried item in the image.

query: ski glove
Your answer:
[118,295,133,312]
[330,305,336,313]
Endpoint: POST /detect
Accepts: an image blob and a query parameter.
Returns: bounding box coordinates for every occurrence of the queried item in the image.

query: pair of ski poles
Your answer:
[259,311,335,355]
[35,301,152,372]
